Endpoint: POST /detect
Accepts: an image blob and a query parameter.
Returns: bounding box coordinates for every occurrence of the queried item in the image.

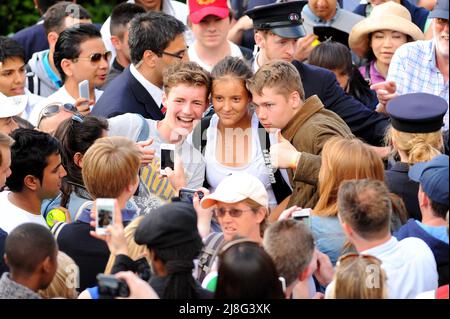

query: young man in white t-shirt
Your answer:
[0,129,66,233]
[187,0,250,72]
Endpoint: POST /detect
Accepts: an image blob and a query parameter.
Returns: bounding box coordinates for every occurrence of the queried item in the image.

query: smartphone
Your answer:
[96,198,115,235]
[97,274,130,299]
[179,187,204,203]
[78,79,90,101]
[292,208,311,226]
[160,143,175,175]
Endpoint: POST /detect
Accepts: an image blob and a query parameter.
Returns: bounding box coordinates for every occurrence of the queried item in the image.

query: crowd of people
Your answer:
[0,0,448,300]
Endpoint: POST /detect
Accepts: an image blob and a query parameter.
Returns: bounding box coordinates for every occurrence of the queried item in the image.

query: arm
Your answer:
[227,15,253,45]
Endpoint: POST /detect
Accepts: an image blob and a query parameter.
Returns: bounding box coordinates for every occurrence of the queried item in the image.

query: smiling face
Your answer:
[191,14,231,49]
[212,77,251,128]
[433,18,449,59]
[162,83,208,136]
[0,57,26,97]
[370,30,408,66]
[215,201,265,242]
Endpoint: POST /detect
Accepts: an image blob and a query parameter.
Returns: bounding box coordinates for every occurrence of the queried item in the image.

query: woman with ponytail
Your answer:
[385,93,447,220]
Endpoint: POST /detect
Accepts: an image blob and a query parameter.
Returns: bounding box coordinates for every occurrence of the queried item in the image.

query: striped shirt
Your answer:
[387,40,449,130]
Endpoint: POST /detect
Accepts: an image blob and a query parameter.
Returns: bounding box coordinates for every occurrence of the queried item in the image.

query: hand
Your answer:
[278,205,301,221]
[269,130,301,169]
[74,97,94,115]
[370,81,398,113]
[162,155,187,193]
[89,199,128,256]
[235,15,253,31]
[136,139,155,166]
[193,187,213,238]
[294,34,318,62]
[56,206,72,224]
[313,250,334,286]
[115,271,159,299]
[369,146,391,159]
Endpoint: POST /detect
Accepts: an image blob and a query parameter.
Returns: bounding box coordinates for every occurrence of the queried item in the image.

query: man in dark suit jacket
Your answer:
[246,1,389,146]
[92,11,187,120]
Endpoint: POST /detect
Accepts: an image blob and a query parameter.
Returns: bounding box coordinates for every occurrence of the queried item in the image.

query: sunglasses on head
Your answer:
[212,207,255,218]
[72,51,112,63]
[37,103,78,127]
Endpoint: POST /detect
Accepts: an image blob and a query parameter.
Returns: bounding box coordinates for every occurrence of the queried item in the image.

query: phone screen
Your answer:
[98,208,113,228]
[160,148,175,171]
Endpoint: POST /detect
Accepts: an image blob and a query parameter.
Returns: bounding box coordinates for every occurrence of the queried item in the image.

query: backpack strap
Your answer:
[25,64,39,95]
[364,64,372,86]
[74,200,93,221]
[196,232,225,282]
[192,115,212,154]
[257,122,292,203]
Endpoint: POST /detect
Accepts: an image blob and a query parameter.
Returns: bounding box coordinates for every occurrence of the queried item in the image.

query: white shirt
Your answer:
[0,191,48,233]
[325,237,438,299]
[21,89,44,121]
[203,113,277,208]
[129,64,163,107]
[28,86,103,126]
[100,0,192,65]
[188,41,243,72]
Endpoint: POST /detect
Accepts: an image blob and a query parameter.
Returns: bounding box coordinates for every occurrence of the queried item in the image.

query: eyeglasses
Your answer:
[212,207,254,218]
[162,49,187,60]
[72,51,112,63]
[336,253,382,268]
[37,103,78,128]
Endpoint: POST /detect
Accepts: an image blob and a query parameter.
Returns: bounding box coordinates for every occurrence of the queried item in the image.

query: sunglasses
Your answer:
[72,51,112,63]
[336,253,382,267]
[212,207,254,218]
[37,103,78,128]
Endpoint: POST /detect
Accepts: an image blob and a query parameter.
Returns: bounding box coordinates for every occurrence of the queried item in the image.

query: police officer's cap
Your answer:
[387,93,448,133]
[245,1,308,39]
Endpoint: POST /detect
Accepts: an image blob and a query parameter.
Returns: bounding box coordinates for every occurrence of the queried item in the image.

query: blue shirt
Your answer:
[416,221,449,244]
[387,40,449,130]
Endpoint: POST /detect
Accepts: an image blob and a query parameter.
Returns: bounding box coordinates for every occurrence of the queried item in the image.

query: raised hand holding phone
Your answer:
[159,143,175,175]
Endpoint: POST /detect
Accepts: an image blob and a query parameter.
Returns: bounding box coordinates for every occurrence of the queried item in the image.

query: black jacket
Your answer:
[385,162,421,220]
[291,60,389,146]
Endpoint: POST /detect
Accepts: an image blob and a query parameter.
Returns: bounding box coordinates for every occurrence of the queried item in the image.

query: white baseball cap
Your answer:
[0,93,27,118]
[200,173,269,209]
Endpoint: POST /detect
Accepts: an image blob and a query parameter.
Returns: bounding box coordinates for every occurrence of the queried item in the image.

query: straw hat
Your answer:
[349,1,424,58]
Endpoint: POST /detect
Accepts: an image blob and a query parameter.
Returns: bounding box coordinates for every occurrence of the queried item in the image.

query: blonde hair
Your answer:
[0,132,14,166]
[104,216,146,274]
[314,137,385,217]
[163,61,211,97]
[241,198,269,238]
[246,60,305,101]
[38,251,79,299]
[82,136,141,199]
[386,127,442,164]
[332,255,388,299]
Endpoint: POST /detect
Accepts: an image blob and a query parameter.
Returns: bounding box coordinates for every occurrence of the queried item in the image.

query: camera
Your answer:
[291,208,311,226]
[179,188,204,204]
[97,274,130,299]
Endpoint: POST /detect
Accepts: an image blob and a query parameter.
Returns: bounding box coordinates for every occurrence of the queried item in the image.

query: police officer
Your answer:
[385,93,447,220]
[245,0,389,146]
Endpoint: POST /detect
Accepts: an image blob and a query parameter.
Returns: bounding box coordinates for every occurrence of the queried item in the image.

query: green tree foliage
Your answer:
[0,0,117,36]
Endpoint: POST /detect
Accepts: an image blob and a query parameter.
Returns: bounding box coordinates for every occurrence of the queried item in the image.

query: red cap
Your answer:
[189,0,230,24]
